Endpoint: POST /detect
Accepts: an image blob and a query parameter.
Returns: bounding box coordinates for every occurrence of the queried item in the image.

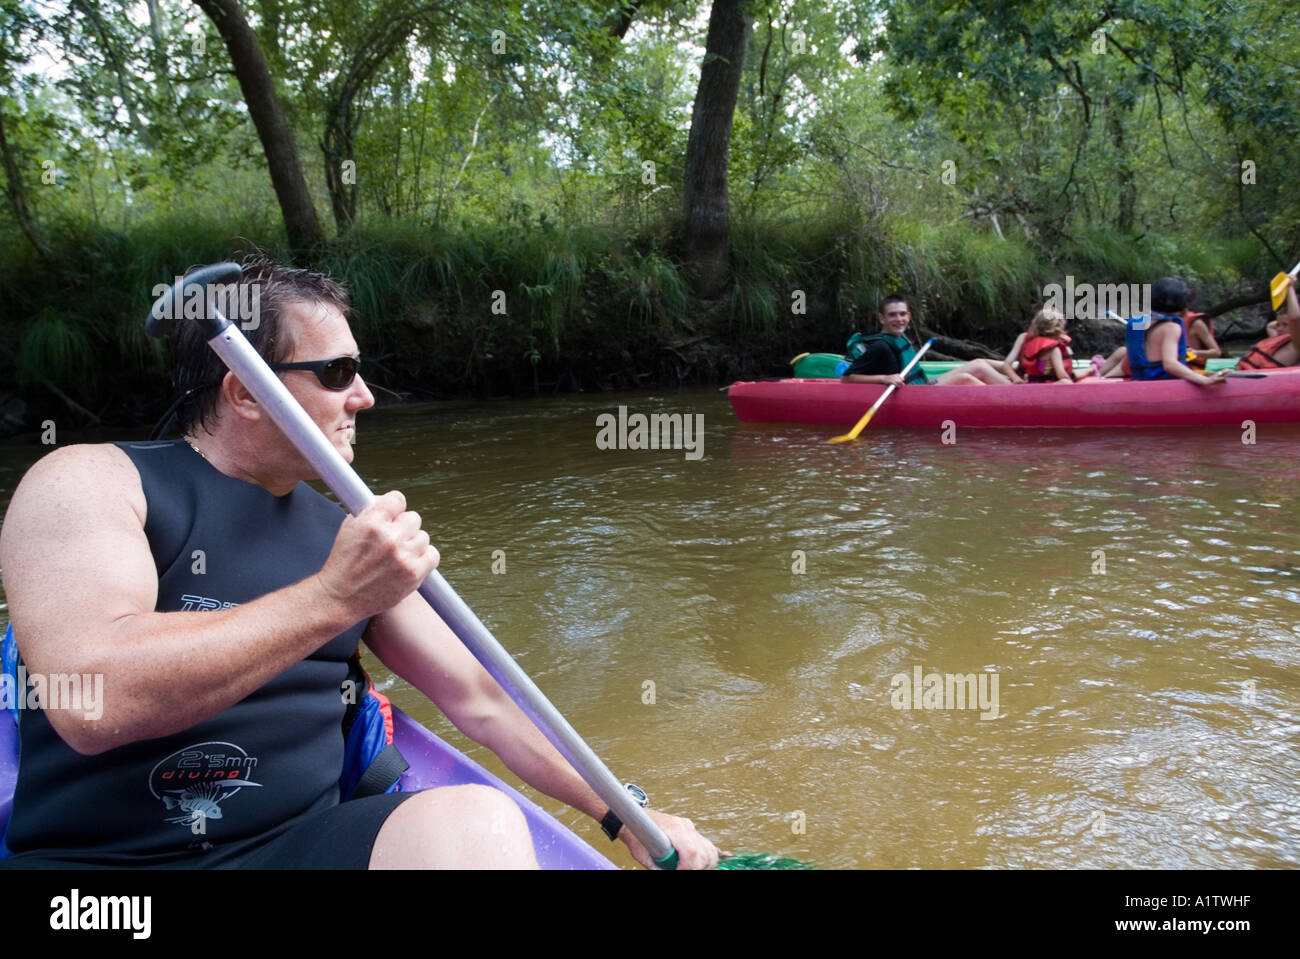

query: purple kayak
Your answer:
[0,703,616,869]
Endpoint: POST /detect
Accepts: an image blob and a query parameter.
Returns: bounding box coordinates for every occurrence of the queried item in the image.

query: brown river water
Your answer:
[2,386,1298,869]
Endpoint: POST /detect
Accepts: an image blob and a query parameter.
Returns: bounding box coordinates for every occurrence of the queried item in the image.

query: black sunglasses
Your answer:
[269,356,361,390]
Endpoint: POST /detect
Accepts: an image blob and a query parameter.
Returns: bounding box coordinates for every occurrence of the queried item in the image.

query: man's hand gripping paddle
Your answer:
[1270,261,1300,311]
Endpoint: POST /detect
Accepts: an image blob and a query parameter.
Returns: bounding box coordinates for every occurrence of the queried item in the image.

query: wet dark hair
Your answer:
[171,254,351,436]
[1151,276,1190,314]
[879,294,909,314]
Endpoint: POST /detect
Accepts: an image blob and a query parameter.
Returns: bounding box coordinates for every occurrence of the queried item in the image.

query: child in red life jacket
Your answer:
[1239,274,1300,369]
[1003,307,1076,383]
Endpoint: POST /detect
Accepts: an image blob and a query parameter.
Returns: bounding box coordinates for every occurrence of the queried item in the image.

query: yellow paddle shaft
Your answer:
[828,338,935,443]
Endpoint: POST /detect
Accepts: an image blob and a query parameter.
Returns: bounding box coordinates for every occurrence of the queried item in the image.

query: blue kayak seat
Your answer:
[1,622,18,851]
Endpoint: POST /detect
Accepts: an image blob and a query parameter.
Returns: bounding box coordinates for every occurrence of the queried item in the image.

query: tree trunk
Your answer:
[0,102,49,258]
[1204,287,1270,320]
[594,1,641,72]
[322,102,357,232]
[144,0,170,93]
[320,12,425,234]
[1108,108,1136,234]
[682,0,751,300]
[605,1,641,40]
[194,0,324,254]
[70,0,146,141]
[917,330,1001,361]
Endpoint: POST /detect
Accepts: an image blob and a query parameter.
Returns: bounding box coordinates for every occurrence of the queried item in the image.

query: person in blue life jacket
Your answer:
[841,295,1013,386]
[1126,276,1230,387]
[0,255,717,871]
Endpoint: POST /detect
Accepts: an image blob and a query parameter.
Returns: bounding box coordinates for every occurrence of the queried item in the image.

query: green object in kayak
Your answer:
[791,352,850,377]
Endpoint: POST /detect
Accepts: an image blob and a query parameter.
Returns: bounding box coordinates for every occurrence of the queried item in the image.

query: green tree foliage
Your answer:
[863,0,1300,261]
[0,0,1296,424]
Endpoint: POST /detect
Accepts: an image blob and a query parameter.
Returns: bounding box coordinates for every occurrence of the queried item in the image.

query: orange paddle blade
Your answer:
[828,409,875,443]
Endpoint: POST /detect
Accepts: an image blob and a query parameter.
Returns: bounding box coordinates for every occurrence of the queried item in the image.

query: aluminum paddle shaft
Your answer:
[146,265,678,868]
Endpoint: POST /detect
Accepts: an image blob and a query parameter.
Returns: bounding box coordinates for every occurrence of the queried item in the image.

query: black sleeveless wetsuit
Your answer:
[2,441,410,868]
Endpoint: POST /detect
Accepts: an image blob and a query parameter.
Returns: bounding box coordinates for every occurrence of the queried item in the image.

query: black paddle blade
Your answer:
[145,261,244,339]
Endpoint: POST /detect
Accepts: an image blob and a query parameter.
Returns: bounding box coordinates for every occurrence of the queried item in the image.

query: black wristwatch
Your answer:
[600,783,649,841]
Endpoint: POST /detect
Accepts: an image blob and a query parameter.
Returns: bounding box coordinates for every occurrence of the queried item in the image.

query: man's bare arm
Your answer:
[1154,324,1225,386]
[1188,317,1222,358]
[1280,277,1300,323]
[365,596,606,817]
[364,593,719,869]
[0,445,435,754]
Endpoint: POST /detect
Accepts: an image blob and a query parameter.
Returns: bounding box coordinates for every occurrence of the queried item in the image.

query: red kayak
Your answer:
[728,369,1300,429]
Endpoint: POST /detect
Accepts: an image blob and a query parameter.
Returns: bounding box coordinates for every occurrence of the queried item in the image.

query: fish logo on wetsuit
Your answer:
[147,741,263,833]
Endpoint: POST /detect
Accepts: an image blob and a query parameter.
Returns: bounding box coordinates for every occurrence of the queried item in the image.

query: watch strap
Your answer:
[600,808,623,841]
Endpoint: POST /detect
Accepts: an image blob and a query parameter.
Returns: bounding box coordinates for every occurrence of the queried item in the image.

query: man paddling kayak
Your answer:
[0,256,717,870]
[1238,274,1300,370]
[841,295,1011,386]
